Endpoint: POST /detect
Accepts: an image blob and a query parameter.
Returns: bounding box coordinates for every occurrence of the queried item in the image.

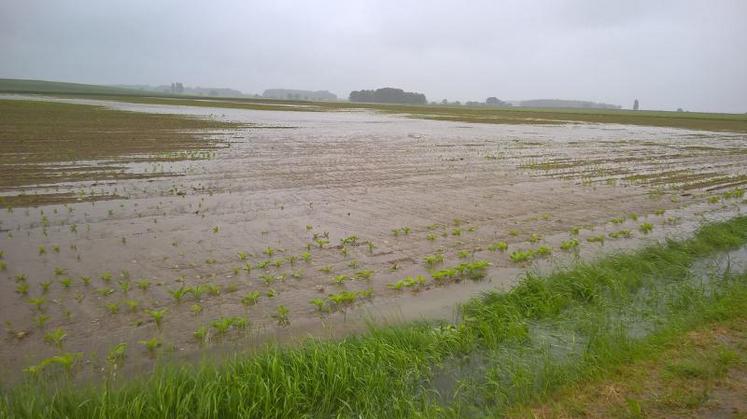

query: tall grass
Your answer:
[3,217,747,418]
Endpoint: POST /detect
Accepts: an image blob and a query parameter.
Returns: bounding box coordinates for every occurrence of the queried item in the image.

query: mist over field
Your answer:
[1,0,746,112]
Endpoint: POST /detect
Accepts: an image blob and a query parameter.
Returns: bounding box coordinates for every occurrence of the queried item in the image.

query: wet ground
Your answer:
[1,96,746,383]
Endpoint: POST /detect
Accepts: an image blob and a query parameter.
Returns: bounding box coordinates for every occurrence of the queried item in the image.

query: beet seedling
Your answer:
[44,328,66,349]
[424,253,445,266]
[169,286,190,303]
[639,223,654,234]
[16,282,29,295]
[136,279,151,291]
[534,246,552,257]
[273,305,290,326]
[34,314,49,328]
[609,230,632,239]
[40,281,52,294]
[107,343,127,370]
[193,326,208,343]
[125,300,139,312]
[488,241,508,252]
[28,297,46,312]
[310,298,327,313]
[510,249,534,263]
[146,308,167,330]
[560,239,579,251]
[587,235,605,244]
[319,265,333,274]
[100,272,113,283]
[139,337,161,356]
[355,269,374,280]
[457,250,471,259]
[302,251,312,263]
[241,291,261,307]
[388,275,427,290]
[106,303,120,315]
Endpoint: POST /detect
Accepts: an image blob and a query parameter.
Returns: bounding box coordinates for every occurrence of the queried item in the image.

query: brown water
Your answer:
[1,96,746,384]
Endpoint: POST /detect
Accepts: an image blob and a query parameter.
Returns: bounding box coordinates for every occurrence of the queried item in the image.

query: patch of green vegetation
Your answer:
[5,218,747,418]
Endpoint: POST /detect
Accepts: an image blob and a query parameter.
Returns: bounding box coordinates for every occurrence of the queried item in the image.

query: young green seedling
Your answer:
[44,328,66,349]
[138,337,161,356]
[241,291,261,306]
[639,222,654,234]
[146,308,167,330]
[273,305,290,326]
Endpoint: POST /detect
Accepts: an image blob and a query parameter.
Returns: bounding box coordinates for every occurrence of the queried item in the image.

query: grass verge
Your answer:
[3,217,747,418]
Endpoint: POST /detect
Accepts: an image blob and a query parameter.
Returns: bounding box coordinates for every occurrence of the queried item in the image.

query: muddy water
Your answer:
[1,96,746,384]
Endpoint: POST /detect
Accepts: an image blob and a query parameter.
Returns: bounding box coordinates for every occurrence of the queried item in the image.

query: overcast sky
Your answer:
[1,0,746,112]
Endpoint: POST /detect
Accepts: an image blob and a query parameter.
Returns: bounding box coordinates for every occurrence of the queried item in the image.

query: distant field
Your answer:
[2,78,747,132]
[0,99,240,206]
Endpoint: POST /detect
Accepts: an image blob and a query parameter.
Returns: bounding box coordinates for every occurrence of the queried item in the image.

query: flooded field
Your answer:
[1,96,746,383]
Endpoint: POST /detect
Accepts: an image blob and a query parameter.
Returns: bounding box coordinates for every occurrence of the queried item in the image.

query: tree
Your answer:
[349,87,426,104]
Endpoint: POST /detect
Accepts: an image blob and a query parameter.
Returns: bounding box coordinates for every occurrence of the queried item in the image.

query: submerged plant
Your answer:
[138,337,161,355]
[609,229,632,239]
[105,302,120,315]
[310,298,327,313]
[16,282,29,295]
[24,352,81,377]
[355,269,374,280]
[587,235,605,244]
[146,308,167,330]
[39,281,52,294]
[169,286,191,303]
[107,343,127,369]
[273,305,290,326]
[28,297,46,312]
[388,275,427,290]
[488,242,508,252]
[639,222,654,234]
[136,279,151,291]
[560,239,580,251]
[44,328,66,349]
[510,249,535,263]
[241,291,261,307]
[319,265,333,274]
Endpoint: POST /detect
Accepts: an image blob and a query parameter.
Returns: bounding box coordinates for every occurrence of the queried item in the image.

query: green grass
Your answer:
[3,217,747,418]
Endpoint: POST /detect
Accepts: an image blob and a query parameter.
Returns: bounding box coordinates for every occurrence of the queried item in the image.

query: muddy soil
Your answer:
[1,96,746,384]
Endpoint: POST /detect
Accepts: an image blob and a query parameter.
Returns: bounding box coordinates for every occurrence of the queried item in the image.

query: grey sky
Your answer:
[1,0,746,112]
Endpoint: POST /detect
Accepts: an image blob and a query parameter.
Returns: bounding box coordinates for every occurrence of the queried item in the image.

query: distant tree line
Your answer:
[349,87,426,104]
